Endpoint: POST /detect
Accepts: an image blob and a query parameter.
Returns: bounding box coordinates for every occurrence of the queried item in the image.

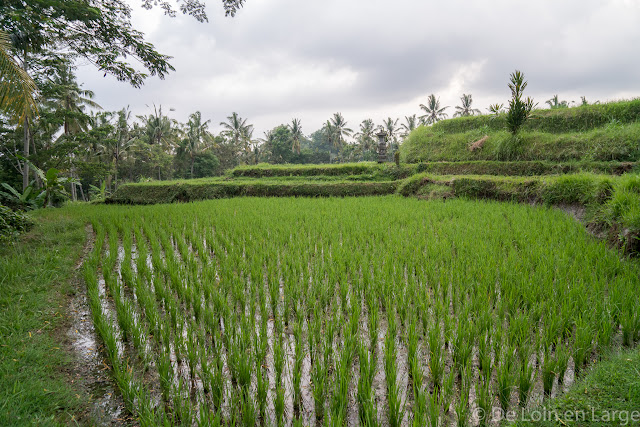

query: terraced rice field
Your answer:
[81,197,640,426]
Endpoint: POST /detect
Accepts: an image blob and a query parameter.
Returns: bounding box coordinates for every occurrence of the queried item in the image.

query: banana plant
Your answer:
[0,182,45,210]
[89,181,110,201]
[34,167,77,207]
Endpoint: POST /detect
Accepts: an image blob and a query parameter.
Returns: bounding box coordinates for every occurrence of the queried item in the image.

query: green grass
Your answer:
[515,346,640,426]
[433,98,640,134]
[0,208,87,426]
[400,122,640,163]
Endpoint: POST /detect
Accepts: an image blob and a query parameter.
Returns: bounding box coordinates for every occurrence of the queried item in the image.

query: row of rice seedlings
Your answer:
[384,302,403,427]
[83,221,163,425]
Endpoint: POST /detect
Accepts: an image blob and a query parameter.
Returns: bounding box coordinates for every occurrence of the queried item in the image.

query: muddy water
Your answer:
[67,283,130,425]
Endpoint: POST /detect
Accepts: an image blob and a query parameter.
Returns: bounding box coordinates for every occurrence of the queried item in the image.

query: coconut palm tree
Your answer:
[44,62,102,136]
[454,94,481,117]
[184,111,212,178]
[220,112,253,160]
[354,119,376,156]
[380,117,400,146]
[288,118,303,155]
[326,112,352,151]
[138,105,175,147]
[419,94,448,125]
[400,115,418,139]
[105,107,136,189]
[1,30,39,191]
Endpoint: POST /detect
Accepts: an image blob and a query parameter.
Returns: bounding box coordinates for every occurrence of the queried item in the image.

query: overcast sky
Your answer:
[76,0,640,139]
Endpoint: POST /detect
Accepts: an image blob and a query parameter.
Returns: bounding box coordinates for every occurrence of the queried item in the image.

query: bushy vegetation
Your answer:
[0,204,33,242]
[401,99,640,163]
[81,197,640,425]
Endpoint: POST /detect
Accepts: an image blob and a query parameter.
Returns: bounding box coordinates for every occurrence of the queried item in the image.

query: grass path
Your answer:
[0,209,89,425]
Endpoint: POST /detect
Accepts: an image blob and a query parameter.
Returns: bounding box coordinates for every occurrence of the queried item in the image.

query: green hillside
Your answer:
[400,99,640,163]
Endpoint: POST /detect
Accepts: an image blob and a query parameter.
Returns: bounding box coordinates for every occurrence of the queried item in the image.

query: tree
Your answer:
[43,61,102,136]
[184,111,211,178]
[380,117,399,147]
[288,118,302,155]
[1,29,38,191]
[505,70,536,135]
[2,0,245,190]
[141,0,246,20]
[545,95,568,109]
[138,105,175,147]
[109,107,135,189]
[220,112,253,163]
[260,125,293,164]
[354,119,376,157]
[419,94,448,125]
[400,115,418,139]
[454,94,481,117]
[325,112,352,151]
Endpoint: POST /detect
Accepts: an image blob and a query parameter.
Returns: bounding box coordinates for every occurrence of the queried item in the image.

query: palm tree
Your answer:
[400,115,418,139]
[184,111,212,178]
[454,94,481,117]
[106,107,136,189]
[380,117,400,147]
[0,30,37,122]
[288,118,303,155]
[241,126,256,163]
[327,112,352,150]
[220,112,253,161]
[137,104,175,147]
[354,119,376,156]
[419,94,449,125]
[546,95,568,109]
[44,62,102,136]
[43,62,102,200]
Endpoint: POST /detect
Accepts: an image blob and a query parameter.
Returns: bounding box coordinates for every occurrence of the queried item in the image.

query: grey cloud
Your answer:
[77,0,640,136]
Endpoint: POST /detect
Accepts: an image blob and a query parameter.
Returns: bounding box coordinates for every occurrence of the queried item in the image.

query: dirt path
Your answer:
[57,224,133,425]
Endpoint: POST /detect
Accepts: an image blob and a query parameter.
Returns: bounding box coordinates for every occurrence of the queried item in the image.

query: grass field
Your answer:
[79,196,640,426]
[400,100,640,164]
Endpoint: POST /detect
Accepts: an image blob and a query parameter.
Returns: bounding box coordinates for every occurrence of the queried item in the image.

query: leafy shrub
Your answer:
[0,205,34,242]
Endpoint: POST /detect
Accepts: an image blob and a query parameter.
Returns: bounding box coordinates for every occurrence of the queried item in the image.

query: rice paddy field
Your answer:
[81,196,640,426]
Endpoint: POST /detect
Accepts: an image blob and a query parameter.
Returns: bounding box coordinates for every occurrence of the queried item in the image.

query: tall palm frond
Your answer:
[0,30,38,122]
